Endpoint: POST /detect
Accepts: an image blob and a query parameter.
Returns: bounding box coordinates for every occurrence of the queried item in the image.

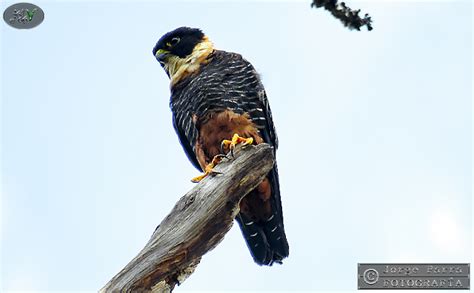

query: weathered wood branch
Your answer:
[100,144,275,293]
[311,0,373,31]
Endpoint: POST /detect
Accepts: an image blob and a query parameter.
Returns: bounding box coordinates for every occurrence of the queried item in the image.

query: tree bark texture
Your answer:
[100,144,275,292]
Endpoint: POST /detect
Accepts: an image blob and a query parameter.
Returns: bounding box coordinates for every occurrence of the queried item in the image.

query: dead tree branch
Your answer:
[100,144,275,292]
[311,0,373,31]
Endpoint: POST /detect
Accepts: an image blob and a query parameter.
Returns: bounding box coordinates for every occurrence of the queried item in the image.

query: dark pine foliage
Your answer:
[311,0,373,31]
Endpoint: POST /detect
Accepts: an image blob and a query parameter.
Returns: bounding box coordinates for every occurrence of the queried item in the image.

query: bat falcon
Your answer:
[153,27,289,265]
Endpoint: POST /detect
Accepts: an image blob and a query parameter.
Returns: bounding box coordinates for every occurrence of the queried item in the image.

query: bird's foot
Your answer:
[221,133,254,156]
[191,154,226,183]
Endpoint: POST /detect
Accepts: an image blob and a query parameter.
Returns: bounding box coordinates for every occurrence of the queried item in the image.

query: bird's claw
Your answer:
[192,135,253,183]
[191,154,225,183]
[221,133,254,157]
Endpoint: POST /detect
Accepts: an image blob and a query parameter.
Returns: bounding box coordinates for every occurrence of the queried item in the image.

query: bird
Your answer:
[153,27,289,265]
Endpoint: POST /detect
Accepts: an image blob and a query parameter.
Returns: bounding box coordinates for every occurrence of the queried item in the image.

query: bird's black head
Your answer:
[153,27,205,63]
[153,27,214,83]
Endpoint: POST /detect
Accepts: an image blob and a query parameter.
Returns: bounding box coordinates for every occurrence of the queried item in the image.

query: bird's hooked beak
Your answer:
[155,49,170,65]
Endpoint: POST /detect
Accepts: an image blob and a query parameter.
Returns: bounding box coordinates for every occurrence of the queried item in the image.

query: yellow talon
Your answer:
[192,134,253,183]
[191,155,224,183]
[191,173,208,183]
[221,133,254,153]
[241,136,253,146]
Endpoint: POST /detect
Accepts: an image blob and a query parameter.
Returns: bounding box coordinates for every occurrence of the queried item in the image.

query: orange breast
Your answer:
[194,109,263,168]
[194,109,272,221]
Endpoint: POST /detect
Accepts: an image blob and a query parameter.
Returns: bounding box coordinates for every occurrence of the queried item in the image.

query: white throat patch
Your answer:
[165,36,214,86]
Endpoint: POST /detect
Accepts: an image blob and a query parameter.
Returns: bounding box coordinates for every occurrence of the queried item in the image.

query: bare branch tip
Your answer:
[311,0,373,31]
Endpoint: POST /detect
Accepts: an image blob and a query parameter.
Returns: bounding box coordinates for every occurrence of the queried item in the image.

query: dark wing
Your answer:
[217,51,278,149]
[172,114,201,170]
[257,89,278,150]
[213,52,288,264]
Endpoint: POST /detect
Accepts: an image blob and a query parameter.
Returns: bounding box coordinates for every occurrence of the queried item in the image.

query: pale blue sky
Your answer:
[1,0,472,292]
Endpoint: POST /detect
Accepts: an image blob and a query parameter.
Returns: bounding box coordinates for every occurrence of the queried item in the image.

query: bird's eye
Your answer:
[167,37,180,48]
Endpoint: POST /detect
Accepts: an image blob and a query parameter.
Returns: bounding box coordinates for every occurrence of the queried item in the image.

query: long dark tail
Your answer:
[236,165,289,265]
